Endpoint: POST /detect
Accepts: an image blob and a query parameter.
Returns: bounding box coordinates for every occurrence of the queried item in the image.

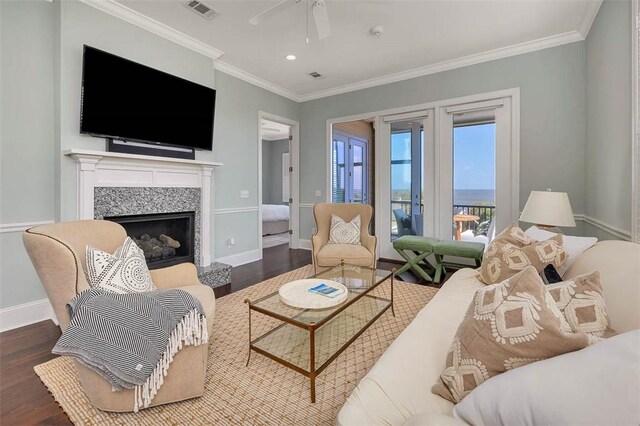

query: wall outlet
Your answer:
[311,227,317,234]
[314,190,322,197]
[240,190,249,199]
[226,238,235,247]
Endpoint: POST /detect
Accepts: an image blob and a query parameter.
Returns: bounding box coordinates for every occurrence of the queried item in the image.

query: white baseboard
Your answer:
[215,249,261,267]
[298,239,312,250]
[0,298,57,332]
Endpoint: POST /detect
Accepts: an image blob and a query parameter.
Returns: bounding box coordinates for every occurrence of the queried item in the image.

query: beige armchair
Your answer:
[311,203,377,272]
[22,220,215,412]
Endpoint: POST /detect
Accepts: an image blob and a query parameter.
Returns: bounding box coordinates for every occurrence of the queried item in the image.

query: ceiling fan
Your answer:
[249,0,332,40]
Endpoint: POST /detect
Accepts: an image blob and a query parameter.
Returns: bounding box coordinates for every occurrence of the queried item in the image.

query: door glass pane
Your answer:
[390,121,423,240]
[332,139,346,203]
[452,121,496,241]
[352,144,364,203]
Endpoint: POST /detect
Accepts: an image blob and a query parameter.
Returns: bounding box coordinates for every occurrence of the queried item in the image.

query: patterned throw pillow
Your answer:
[477,224,567,284]
[85,237,156,294]
[328,214,361,245]
[432,266,591,403]
[547,271,614,338]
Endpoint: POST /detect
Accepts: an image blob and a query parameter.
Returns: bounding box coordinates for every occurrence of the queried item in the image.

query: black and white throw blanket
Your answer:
[53,288,208,412]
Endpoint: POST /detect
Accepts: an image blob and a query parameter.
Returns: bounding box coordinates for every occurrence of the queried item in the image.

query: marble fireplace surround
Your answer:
[65,149,222,267]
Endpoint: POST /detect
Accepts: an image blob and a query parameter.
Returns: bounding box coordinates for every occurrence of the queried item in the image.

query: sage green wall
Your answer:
[585,0,632,237]
[0,0,54,308]
[298,42,587,239]
[213,71,299,258]
[267,139,289,205]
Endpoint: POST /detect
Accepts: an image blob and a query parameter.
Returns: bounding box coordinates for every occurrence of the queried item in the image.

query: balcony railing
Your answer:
[390,200,496,236]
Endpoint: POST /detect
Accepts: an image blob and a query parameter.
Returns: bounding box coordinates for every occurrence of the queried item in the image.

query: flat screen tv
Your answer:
[80,45,215,151]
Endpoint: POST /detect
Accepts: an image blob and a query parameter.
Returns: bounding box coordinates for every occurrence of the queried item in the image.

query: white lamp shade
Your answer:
[520,190,576,227]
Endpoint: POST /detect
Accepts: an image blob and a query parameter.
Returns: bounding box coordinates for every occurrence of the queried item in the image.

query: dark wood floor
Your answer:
[0,244,442,425]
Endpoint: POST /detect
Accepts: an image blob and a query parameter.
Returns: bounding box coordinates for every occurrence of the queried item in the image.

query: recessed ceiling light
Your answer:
[285,54,296,61]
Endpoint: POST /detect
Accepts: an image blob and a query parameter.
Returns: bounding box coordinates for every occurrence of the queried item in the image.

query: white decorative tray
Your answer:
[278,278,349,309]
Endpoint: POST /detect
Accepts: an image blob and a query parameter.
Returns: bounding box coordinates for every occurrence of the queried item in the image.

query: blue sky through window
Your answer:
[454,123,495,190]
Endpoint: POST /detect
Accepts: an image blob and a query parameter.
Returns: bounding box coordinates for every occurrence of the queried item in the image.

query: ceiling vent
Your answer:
[184,0,219,20]
[309,71,323,79]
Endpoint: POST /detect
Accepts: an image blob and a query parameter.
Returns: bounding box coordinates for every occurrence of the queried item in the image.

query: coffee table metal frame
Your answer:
[244,262,396,403]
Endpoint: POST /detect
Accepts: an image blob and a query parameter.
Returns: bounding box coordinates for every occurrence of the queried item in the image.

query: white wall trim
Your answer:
[0,221,54,233]
[215,249,261,267]
[78,0,223,59]
[78,0,600,104]
[577,0,604,38]
[298,239,312,250]
[299,203,315,209]
[0,299,56,333]
[214,207,259,215]
[578,214,633,241]
[215,62,302,102]
[298,32,584,102]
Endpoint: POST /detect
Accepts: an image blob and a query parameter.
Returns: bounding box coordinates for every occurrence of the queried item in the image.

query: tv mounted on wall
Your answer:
[80,45,216,158]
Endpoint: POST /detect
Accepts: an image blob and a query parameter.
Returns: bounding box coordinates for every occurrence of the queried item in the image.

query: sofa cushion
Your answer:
[85,237,156,294]
[477,224,567,284]
[403,413,468,426]
[317,243,372,267]
[432,267,590,403]
[329,214,362,245]
[547,271,613,338]
[454,330,640,426]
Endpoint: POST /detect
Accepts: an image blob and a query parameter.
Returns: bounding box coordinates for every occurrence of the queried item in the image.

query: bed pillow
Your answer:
[525,226,598,276]
[432,266,590,403]
[328,214,361,245]
[477,224,567,284]
[453,330,640,426]
[546,271,614,338]
[86,237,156,294]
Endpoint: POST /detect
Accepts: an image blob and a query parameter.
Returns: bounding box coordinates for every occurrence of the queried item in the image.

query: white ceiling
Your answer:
[113,0,602,101]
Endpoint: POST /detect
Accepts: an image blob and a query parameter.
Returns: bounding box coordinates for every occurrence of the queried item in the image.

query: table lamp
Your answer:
[520,189,576,233]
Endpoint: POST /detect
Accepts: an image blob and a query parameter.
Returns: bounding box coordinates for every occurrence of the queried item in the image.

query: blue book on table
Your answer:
[308,283,345,298]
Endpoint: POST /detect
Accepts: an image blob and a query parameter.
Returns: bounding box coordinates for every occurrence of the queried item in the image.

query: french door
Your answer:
[332,130,368,203]
[376,93,518,260]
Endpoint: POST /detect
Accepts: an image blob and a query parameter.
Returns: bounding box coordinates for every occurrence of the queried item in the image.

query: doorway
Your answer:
[258,112,300,253]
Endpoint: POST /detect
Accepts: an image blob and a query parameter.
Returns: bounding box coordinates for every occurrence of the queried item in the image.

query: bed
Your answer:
[262,204,289,236]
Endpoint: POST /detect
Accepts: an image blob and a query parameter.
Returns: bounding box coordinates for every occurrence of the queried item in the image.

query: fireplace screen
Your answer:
[105,211,195,269]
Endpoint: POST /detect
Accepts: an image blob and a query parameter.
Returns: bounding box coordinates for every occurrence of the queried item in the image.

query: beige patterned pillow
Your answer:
[86,237,156,294]
[328,214,361,245]
[432,266,590,403]
[547,271,614,338]
[478,224,567,284]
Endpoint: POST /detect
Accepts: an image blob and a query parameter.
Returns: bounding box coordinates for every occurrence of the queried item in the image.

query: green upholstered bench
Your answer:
[432,240,485,283]
[392,236,440,282]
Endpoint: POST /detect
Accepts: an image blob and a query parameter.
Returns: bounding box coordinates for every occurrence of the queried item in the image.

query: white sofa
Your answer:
[338,241,640,425]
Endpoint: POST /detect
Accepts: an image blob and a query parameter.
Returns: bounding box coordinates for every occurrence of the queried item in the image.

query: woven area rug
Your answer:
[35,265,438,425]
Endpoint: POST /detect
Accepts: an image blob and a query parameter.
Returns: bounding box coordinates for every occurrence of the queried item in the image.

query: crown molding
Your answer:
[577,0,603,38]
[297,30,585,102]
[78,0,224,60]
[214,61,303,102]
[79,0,596,103]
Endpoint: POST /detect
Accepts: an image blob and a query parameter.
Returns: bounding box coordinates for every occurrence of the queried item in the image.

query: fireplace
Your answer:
[106,211,195,270]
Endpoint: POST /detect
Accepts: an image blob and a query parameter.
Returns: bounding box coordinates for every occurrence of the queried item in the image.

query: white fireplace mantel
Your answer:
[65,148,223,266]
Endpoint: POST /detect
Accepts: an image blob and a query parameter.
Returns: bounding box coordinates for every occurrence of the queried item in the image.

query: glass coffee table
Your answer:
[244,263,395,402]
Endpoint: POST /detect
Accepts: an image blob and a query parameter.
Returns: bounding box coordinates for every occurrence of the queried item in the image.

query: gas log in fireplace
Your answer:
[105,211,195,270]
